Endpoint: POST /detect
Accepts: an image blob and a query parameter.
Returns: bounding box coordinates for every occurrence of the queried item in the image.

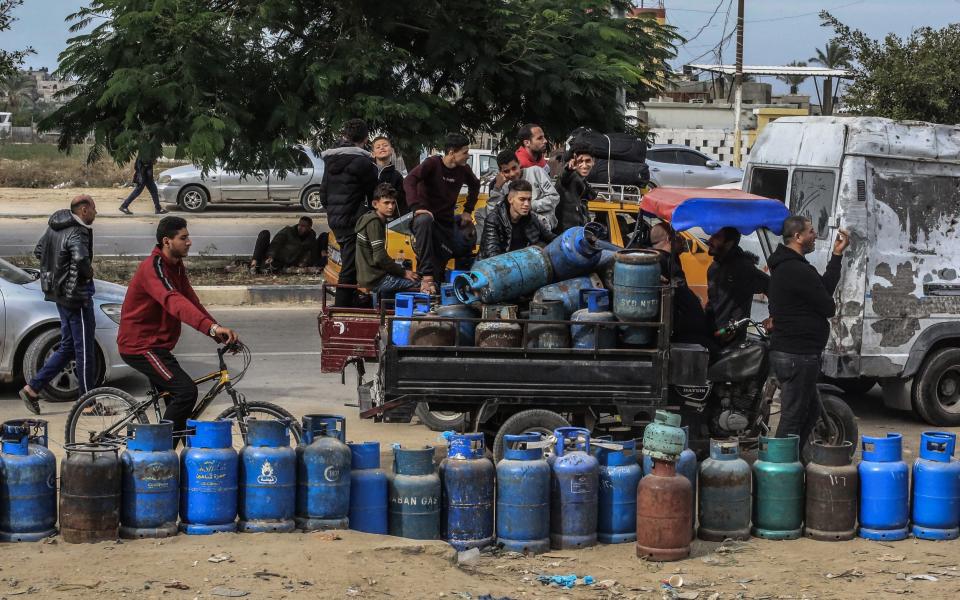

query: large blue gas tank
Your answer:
[643,425,698,526]
[612,249,661,345]
[497,433,550,554]
[858,433,909,541]
[392,293,431,346]
[548,427,599,549]
[239,419,296,533]
[698,438,752,542]
[544,226,603,280]
[912,431,960,540]
[120,421,179,539]
[533,274,605,318]
[434,303,477,346]
[454,246,553,305]
[180,419,238,534]
[348,442,388,534]
[389,445,441,539]
[593,437,642,544]
[0,419,57,542]
[571,288,618,349]
[440,433,495,550]
[296,414,351,531]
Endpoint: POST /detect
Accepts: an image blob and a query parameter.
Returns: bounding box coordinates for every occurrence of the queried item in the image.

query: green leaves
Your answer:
[42,0,679,172]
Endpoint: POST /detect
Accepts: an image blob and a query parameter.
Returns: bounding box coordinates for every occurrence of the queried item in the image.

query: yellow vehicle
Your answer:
[323,186,713,303]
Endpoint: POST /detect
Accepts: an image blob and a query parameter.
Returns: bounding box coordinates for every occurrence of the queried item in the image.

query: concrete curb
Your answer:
[194,284,325,306]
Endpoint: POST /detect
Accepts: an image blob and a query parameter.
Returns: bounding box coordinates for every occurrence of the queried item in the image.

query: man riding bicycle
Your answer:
[117,216,239,435]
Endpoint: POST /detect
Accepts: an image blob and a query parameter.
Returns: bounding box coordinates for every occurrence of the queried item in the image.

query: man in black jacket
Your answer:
[705,226,770,345]
[319,119,379,306]
[372,136,407,215]
[479,180,556,259]
[20,195,99,414]
[768,215,850,450]
[120,155,167,215]
[554,143,596,233]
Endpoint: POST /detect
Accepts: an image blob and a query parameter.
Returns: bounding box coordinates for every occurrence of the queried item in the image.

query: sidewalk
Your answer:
[0,187,319,219]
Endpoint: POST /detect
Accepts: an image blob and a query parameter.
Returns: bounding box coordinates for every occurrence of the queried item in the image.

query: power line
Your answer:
[680,0,727,45]
[746,0,864,23]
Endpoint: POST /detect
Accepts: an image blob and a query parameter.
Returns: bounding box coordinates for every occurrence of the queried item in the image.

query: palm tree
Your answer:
[810,42,852,115]
[0,72,37,112]
[776,61,809,95]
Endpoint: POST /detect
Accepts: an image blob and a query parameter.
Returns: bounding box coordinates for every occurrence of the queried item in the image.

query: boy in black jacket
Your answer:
[767,215,850,451]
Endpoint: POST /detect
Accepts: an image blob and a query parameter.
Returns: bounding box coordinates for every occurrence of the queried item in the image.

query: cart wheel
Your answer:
[492,409,571,462]
[415,402,466,432]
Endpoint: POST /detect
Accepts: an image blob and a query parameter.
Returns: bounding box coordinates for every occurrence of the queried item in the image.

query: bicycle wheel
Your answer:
[214,401,302,448]
[65,387,150,445]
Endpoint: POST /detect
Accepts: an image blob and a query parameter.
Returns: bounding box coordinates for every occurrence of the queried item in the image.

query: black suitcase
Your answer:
[587,159,650,186]
[568,127,648,163]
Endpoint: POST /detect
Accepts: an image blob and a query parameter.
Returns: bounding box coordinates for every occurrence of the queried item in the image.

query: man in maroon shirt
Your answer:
[403,133,480,293]
[117,216,239,434]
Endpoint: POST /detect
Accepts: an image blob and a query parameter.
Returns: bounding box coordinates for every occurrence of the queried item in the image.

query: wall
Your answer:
[649,128,752,166]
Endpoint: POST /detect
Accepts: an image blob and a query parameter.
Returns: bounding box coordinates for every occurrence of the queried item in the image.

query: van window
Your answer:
[790,169,835,239]
[478,155,496,176]
[749,167,788,202]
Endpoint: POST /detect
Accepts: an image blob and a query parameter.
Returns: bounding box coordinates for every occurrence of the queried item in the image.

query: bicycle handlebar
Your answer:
[715,318,767,338]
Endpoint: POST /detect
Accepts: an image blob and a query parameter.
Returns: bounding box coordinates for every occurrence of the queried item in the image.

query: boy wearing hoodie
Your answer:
[356,184,421,296]
[372,136,407,215]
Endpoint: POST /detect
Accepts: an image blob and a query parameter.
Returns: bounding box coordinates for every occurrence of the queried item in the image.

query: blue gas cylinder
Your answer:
[297,414,351,531]
[453,246,553,305]
[239,419,296,533]
[180,419,238,534]
[497,433,550,554]
[0,420,57,542]
[612,249,661,345]
[643,425,697,528]
[548,427,599,549]
[440,284,458,305]
[389,445,441,539]
[440,433,495,550]
[698,438,752,541]
[533,274,605,318]
[435,303,477,346]
[348,442,388,534]
[858,433,909,541]
[544,226,603,280]
[593,437,642,544]
[120,421,179,539]
[912,431,960,540]
[571,289,617,349]
[447,270,468,284]
[392,292,431,346]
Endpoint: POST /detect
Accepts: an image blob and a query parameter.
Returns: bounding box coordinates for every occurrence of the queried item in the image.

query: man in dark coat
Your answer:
[20,195,98,414]
[372,136,407,215]
[767,215,850,453]
[705,226,770,345]
[120,155,167,215]
[554,143,596,233]
[249,216,321,273]
[479,180,556,259]
[318,119,379,306]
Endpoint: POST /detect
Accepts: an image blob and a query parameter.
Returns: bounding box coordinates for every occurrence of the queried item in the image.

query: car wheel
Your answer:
[912,348,960,426]
[22,328,106,402]
[300,186,324,213]
[178,185,209,212]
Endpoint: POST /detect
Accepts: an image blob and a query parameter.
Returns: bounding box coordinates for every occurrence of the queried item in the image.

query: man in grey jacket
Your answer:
[20,195,98,414]
[476,149,560,240]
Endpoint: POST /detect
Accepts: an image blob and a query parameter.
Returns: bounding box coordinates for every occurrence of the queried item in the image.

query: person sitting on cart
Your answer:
[705,226,769,347]
[355,183,421,297]
[554,143,597,233]
[479,180,557,259]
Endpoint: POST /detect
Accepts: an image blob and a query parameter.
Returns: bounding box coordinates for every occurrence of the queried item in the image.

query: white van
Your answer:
[744,116,960,425]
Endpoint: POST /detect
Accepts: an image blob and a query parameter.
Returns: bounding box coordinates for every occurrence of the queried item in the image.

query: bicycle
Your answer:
[64,342,302,445]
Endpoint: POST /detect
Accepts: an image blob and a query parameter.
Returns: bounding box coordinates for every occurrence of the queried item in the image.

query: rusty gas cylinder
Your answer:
[475,304,522,348]
[409,311,457,347]
[804,441,858,541]
[636,458,692,561]
[60,443,122,543]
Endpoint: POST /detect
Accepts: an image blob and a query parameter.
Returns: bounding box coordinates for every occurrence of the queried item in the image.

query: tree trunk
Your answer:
[822,77,834,116]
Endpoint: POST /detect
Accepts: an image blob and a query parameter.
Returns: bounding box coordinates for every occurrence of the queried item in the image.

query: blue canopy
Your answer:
[670,197,791,235]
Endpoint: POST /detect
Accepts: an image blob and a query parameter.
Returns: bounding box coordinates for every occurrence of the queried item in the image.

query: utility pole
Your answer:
[732,0,745,168]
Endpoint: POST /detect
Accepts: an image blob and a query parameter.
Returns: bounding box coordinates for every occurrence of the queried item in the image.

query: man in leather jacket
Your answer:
[705,226,769,346]
[20,195,98,414]
[479,179,556,259]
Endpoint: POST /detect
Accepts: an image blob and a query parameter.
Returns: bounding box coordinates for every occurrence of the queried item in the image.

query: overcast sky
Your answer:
[4,0,959,98]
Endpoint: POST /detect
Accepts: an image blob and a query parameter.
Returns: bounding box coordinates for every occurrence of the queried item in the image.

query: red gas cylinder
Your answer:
[636,458,692,561]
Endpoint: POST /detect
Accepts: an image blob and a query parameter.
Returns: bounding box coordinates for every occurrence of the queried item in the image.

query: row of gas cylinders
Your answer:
[392,226,662,349]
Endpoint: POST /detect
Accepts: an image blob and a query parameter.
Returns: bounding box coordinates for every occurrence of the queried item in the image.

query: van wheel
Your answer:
[912,348,960,426]
[414,403,466,432]
[492,409,570,462]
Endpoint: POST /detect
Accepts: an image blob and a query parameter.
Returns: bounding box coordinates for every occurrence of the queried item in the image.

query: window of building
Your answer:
[790,170,836,239]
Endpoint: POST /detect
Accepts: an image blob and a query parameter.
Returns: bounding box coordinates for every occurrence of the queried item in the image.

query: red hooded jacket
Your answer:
[117,247,215,354]
[515,146,548,172]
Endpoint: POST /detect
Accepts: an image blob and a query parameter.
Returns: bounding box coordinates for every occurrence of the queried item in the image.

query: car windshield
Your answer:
[0,257,35,284]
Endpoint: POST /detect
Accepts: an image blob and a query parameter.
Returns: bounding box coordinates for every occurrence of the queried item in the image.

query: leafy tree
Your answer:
[0,0,32,80]
[821,12,960,123]
[1,71,37,112]
[41,0,680,173]
[809,39,852,116]
[776,61,808,95]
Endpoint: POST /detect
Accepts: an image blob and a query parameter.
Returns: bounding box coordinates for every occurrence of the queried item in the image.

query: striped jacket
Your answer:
[117,247,215,354]
[354,211,406,288]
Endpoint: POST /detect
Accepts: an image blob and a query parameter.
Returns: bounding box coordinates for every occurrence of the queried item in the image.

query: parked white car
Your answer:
[156,146,325,213]
[646,144,744,188]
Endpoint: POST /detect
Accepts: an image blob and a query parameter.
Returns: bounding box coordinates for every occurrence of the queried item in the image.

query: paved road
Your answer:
[0,215,330,256]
